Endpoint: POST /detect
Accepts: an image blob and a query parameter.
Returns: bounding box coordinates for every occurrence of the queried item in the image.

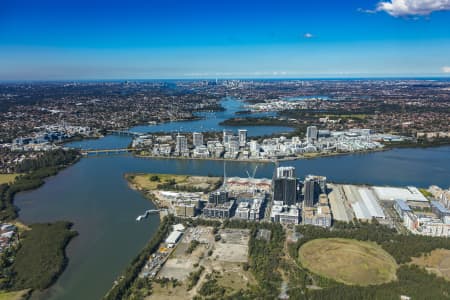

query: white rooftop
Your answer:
[165,230,182,245]
[173,224,185,232]
[373,186,428,202]
[353,188,386,219]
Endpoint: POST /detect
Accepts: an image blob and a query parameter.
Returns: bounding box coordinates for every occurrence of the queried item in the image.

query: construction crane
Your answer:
[246,165,259,195]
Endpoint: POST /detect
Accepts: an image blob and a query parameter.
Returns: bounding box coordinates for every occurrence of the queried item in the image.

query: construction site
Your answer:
[147,226,255,300]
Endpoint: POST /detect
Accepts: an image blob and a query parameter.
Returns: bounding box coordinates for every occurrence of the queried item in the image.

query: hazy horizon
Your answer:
[1,0,450,80]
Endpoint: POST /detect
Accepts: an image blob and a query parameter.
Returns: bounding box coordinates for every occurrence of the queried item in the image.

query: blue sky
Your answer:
[1,0,449,80]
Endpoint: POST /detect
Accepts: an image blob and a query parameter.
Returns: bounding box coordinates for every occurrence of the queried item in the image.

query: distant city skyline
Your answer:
[1,0,450,80]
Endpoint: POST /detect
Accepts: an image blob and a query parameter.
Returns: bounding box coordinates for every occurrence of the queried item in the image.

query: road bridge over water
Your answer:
[81,148,136,156]
[107,130,143,137]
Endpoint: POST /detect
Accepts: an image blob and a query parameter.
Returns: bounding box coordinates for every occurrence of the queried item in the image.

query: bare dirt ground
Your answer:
[157,227,213,281]
[411,249,450,281]
[213,229,250,263]
[148,227,255,300]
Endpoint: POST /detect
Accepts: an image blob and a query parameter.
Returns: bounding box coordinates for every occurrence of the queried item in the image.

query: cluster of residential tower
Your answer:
[132,126,399,161]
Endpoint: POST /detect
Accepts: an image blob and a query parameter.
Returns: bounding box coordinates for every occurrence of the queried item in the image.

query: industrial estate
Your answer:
[129,165,450,236]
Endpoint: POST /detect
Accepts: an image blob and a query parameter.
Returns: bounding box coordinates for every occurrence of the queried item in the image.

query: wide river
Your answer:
[14,98,450,300]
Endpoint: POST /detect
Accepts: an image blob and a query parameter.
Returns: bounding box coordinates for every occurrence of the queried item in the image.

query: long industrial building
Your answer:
[373,186,428,202]
[352,187,386,220]
[165,230,183,247]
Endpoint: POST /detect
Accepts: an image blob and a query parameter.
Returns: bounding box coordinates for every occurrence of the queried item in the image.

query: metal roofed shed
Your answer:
[431,201,450,214]
[431,201,450,219]
[394,199,412,218]
[395,199,411,211]
[352,188,386,220]
[165,231,182,247]
[373,186,428,202]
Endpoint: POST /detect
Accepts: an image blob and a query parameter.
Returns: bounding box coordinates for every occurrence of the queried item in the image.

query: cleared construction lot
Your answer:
[149,227,254,300]
[158,226,213,281]
[411,249,450,281]
[214,229,249,263]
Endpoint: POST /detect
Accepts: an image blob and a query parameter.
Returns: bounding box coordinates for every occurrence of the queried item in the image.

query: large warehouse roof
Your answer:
[165,230,182,245]
[353,188,386,220]
[373,186,428,202]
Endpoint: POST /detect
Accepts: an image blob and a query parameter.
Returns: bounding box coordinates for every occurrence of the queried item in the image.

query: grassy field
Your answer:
[299,238,398,286]
[419,188,433,198]
[126,173,222,192]
[411,249,450,281]
[0,174,20,185]
[0,290,30,300]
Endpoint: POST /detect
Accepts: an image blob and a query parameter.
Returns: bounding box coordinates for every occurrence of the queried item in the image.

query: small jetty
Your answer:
[136,209,160,221]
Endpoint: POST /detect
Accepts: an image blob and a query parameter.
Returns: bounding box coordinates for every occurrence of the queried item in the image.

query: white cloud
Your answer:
[442,66,450,73]
[357,8,377,14]
[377,0,450,16]
[304,33,313,39]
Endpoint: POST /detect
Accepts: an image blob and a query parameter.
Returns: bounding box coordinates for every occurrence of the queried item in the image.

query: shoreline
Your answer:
[132,147,389,163]
[277,147,389,161]
[383,140,450,150]
[2,152,82,222]
[125,174,161,208]
[101,114,211,134]
[43,222,79,290]
[3,222,78,299]
[0,151,82,297]
[59,134,103,145]
[124,174,165,221]
[72,129,449,164]
[134,154,274,163]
